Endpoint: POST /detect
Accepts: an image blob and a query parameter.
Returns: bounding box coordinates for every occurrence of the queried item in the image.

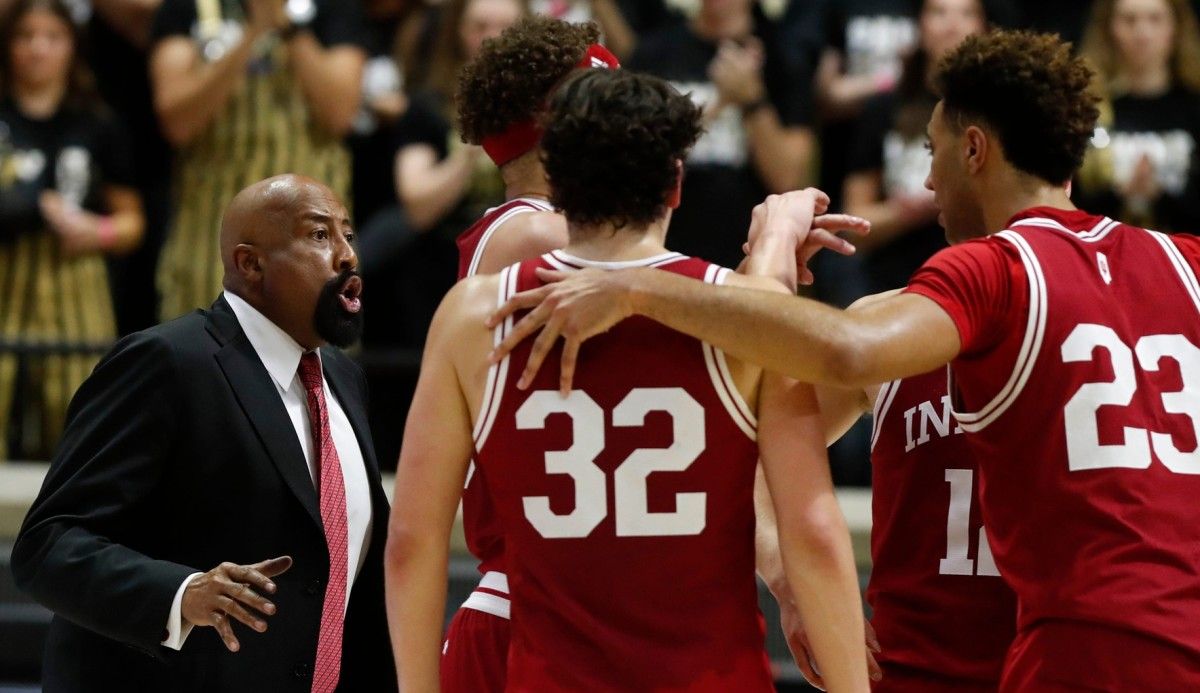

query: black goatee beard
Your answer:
[314,269,364,348]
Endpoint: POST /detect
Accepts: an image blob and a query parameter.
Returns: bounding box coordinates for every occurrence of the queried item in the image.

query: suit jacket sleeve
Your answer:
[11,330,200,656]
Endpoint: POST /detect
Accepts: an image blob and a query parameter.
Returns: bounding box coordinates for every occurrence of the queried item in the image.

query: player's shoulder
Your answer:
[1166,231,1200,256]
[500,209,567,245]
[433,272,506,342]
[1160,231,1200,280]
[443,272,504,313]
[954,231,1025,254]
[473,208,566,276]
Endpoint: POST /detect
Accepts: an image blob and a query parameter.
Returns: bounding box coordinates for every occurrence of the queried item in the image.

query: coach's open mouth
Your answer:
[338,275,362,314]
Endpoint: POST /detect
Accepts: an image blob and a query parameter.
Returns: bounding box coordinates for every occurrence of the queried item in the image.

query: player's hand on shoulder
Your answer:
[487,266,636,395]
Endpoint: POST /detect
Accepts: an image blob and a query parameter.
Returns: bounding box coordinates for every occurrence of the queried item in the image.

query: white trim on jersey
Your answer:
[701,265,758,440]
[465,198,554,278]
[473,264,519,452]
[1008,217,1069,233]
[952,230,1048,433]
[460,590,511,619]
[870,378,902,451]
[548,249,685,269]
[542,252,574,271]
[478,570,509,594]
[1077,218,1119,242]
[1010,215,1119,243]
[1150,231,1200,316]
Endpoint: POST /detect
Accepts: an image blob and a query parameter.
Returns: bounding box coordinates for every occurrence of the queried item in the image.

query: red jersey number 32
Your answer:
[517,387,708,538]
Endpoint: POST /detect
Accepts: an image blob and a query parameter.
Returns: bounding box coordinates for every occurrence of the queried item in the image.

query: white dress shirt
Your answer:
[162,291,374,649]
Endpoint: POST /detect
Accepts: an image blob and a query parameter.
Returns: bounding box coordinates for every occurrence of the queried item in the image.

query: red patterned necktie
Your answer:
[298,352,349,693]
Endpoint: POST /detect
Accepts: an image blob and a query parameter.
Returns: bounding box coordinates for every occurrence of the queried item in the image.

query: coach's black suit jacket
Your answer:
[11,297,397,692]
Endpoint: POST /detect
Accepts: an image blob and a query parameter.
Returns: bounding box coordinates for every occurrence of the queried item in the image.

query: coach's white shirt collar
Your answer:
[223,290,317,388]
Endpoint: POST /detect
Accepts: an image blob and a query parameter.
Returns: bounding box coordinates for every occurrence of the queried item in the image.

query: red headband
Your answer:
[481,43,621,167]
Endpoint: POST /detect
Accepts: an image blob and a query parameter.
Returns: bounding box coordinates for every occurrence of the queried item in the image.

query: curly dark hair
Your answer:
[542,70,702,229]
[933,30,1100,184]
[457,16,600,146]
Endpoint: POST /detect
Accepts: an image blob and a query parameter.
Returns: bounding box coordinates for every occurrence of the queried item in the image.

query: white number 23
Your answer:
[1061,324,1200,473]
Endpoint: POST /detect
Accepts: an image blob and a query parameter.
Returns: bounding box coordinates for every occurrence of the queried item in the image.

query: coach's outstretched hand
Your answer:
[181,556,292,652]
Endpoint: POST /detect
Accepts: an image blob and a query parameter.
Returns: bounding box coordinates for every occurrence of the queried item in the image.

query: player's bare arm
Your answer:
[385,276,499,692]
[815,291,900,444]
[726,238,879,689]
[756,374,870,692]
[485,209,947,391]
[754,293,894,688]
[489,190,883,392]
[473,210,569,277]
[719,269,873,691]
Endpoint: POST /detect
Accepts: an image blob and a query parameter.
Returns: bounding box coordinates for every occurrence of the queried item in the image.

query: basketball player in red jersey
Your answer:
[492,30,1200,691]
[798,293,1017,692]
[385,69,870,691]
[455,16,619,281]
[452,16,877,691]
[440,17,618,692]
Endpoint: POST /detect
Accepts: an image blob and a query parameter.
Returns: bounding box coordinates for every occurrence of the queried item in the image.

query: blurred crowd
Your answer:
[3,0,1200,476]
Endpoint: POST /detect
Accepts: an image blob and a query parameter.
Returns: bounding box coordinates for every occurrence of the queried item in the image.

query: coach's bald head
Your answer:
[220,174,364,349]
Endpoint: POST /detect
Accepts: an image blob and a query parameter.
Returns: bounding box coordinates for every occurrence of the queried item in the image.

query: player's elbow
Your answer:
[823,341,874,389]
[385,501,451,573]
[783,502,851,568]
[383,518,430,573]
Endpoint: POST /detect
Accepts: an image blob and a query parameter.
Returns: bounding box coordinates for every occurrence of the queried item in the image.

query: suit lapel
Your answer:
[208,298,323,530]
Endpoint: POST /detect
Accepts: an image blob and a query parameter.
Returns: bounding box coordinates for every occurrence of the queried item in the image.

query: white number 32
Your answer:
[516,387,707,539]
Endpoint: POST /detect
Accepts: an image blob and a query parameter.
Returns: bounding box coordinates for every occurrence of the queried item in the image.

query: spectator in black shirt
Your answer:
[1015,1,1093,45]
[809,0,919,323]
[84,0,173,336]
[382,0,520,345]
[629,0,815,270]
[356,0,521,466]
[0,0,143,460]
[529,0,635,59]
[816,0,919,122]
[844,0,988,293]
[150,0,367,320]
[395,0,519,237]
[1077,0,1200,232]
